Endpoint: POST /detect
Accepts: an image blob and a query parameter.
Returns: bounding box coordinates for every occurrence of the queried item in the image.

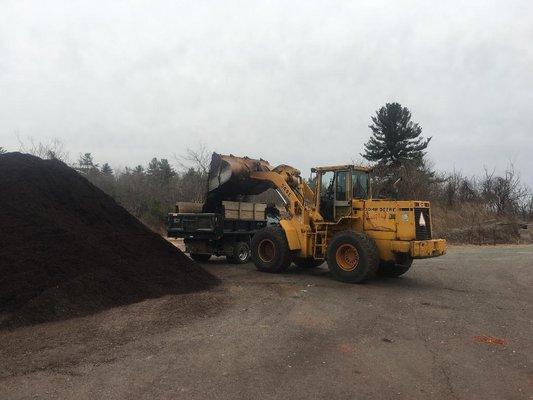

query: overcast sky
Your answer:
[1,0,532,185]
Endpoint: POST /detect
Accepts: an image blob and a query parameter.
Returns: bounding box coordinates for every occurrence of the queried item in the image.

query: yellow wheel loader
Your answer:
[206,153,446,283]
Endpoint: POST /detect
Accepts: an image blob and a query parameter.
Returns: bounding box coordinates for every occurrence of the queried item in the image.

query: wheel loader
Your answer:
[205,153,446,283]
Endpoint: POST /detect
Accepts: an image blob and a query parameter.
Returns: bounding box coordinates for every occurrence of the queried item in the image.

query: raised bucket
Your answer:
[203,153,273,212]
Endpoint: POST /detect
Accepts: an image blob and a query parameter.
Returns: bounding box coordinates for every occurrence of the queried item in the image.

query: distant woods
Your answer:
[74,146,211,231]
[8,114,533,242]
[11,139,211,232]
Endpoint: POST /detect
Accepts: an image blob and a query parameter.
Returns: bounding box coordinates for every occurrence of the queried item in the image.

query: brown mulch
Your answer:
[0,153,219,329]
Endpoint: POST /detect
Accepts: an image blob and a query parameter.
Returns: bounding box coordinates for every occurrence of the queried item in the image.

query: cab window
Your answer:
[308,173,317,192]
[352,171,369,199]
[320,171,334,201]
[336,171,348,201]
[319,171,335,220]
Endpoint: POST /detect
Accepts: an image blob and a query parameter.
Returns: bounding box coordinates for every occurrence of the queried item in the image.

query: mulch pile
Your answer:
[0,153,219,328]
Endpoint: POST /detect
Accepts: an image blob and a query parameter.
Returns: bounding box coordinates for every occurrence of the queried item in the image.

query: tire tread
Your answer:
[326,231,379,283]
[251,226,292,273]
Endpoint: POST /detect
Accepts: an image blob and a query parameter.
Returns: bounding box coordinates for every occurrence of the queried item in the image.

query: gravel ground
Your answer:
[1,245,532,400]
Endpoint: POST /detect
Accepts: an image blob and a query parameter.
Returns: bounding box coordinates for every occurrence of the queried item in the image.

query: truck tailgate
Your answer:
[167,213,219,237]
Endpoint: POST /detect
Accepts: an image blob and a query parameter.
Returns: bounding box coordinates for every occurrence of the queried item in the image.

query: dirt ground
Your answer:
[1,245,532,400]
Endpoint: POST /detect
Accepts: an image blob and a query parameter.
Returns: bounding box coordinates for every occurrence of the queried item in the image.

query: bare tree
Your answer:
[442,170,478,207]
[172,144,212,202]
[17,136,69,162]
[444,170,462,207]
[370,157,439,201]
[523,192,533,219]
[481,163,528,214]
[174,143,211,175]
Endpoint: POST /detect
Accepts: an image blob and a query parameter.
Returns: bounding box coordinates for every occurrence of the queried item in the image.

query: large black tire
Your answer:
[294,257,323,269]
[377,254,413,277]
[190,253,211,262]
[251,226,292,273]
[230,241,251,264]
[326,231,379,283]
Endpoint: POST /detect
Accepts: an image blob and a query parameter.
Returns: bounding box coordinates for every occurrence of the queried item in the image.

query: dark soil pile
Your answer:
[0,153,219,328]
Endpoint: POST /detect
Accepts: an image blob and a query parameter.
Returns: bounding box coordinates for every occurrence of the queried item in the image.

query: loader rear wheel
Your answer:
[326,231,379,283]
[377,255,413,277]
[294,257,323,269]
[251,227,292,273]
[190,253,211,262]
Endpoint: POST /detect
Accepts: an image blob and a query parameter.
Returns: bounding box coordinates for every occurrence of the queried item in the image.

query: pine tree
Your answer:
[157,159,175,182]
[133,165,145,175]
[147,158,175,183]
[77,153,99,175]
[101,163,113,176]
[363,103,431,166]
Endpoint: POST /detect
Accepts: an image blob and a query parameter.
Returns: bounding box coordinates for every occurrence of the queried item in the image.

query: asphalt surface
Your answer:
[1,245,532,399]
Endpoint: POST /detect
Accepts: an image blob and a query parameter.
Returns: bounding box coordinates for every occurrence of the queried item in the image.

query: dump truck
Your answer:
[167,200,279,263]
[199,152,446,283]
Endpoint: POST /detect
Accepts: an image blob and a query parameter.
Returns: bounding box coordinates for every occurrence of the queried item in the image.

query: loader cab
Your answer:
[312,165,371,222]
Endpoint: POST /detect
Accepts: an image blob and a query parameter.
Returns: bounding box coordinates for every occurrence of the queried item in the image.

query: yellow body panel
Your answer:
[280,219,303,251]
[288,198,445,262]
[244,159,445,264]
[410,239,446,258]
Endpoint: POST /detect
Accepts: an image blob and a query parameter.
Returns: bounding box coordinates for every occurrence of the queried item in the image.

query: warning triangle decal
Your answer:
[419,212,426,227]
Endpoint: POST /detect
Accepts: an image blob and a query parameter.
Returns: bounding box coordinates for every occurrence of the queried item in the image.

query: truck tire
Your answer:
[377,255,413,277]
[251,226,292,273]
[326,231,379,283]
[190,253,211,262]
[294,257,323,269]
[229,241,251,264]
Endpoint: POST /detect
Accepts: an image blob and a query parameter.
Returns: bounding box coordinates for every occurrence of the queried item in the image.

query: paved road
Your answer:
[1,245,532,399]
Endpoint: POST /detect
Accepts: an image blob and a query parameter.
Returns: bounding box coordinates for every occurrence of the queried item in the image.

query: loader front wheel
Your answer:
[252,227,292,273]
[327,231,379,283]
[377,255,413,277]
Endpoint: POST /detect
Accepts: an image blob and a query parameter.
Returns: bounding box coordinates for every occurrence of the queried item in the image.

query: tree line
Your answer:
[5,102,532,240]
[71,148,211,231]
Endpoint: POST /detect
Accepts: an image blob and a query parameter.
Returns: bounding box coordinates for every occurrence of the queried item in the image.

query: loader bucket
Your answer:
[207,153,272,195]
[203,153,273,212]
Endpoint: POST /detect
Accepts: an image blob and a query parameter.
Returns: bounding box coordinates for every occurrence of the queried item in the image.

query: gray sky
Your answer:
[1,0,532,186]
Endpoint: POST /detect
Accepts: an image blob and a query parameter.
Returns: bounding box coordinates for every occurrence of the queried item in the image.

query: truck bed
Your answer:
[167,212,268,240]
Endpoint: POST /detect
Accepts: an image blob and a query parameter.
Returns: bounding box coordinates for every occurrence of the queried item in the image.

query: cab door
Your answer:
[334,170,351,220]
[318,171,335,221]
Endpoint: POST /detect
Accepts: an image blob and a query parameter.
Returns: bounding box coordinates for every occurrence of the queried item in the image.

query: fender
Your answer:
[280,219,302,250]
